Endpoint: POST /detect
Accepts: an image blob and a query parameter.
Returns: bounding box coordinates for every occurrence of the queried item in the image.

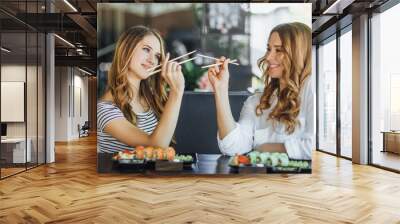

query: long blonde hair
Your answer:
[256,22,311,134]
[107,26,167,124]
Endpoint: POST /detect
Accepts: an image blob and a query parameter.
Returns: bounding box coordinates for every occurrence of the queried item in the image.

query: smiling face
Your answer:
[266,32,284,78]
[128,34,162,80]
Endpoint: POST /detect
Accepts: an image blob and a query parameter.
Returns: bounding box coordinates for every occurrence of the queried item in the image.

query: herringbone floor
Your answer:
[1,135,399,224]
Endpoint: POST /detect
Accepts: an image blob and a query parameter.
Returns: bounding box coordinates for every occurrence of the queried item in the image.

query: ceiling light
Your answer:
[323,0,354,15]
[63,0,78,12]
[54,34,75,48]
[1,47,11,53]
[78,67,93,76]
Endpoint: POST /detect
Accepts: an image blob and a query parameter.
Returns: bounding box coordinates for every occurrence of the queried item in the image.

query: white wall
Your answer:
[54,67,89,141]
[0,65,36,138]
[54,67,69,141]
[1,64,46,163]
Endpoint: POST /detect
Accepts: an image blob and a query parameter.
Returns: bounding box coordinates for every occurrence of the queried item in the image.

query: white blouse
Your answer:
[217,77,315,160]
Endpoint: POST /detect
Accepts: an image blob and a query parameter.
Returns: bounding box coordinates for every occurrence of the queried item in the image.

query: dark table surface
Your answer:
[97,153,311,175]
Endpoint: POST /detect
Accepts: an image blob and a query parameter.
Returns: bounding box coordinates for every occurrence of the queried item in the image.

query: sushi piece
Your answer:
[119,150,134,159]
[184,155,193,162]
[238,155,250,165]
[136,145,145,151]
[154,147,164,160]
[269,153,279,167]
[135,146,145,160]
[259,152,270,164]
[166,147,176,161]
[248,151,260,165]
[278,153,289,167]
[300,161,310,169]
[288,160,309,168]
[144,147,154,160]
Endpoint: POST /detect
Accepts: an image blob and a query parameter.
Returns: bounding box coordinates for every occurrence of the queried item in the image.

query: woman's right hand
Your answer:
[161,53,185,95]
[208,57,230,94]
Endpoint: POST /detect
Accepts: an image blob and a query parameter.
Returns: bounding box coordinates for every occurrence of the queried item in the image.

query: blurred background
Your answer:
[97,3,311,97]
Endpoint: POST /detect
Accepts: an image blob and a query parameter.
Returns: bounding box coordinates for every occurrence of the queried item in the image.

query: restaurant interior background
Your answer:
[97,3,314,173]
[98,3,312,94]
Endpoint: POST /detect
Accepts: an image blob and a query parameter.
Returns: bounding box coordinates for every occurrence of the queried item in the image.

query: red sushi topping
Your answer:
[123,149,134,154]
[238,155,250,165]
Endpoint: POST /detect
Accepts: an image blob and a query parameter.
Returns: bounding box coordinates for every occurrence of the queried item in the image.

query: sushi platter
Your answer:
[112,146,196,172]
[229,151,311,174]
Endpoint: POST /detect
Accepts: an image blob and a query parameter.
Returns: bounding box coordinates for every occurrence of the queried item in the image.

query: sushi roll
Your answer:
[248,151,260,165]
[269,153,279,167]
[119,150,134,160]
[300,161,310,169]
[288,160,307,168]
[136,145,145,151]
[259,152,270,164]
[144,147,154,160]
[135,146,145,160]
[154,148,164,160]
[184,155,193,162]
[166,147,176,161]
[238,155,250,165]
[278,153,289,167]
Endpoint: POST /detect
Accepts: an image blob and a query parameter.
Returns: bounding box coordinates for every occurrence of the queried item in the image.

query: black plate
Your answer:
[155,160,183,171]
[229,163,266,174]
[266,166,311,174]
[266,159,312,174]
[118,159,144,164]
[113,160,146,173]
[229,159,311,174]
[176,153,197,168]
[112,153,197,172]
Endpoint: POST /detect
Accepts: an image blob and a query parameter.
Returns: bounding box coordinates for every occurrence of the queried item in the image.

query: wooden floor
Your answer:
[1,135,400,223]
[1,167,26,178]
[372,150,400,171]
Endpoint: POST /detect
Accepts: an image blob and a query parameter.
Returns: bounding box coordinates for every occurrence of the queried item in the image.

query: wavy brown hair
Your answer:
[256,22,311,134]
[107,26,167,125]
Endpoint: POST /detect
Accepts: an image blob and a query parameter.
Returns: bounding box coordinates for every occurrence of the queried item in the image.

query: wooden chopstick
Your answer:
[148,56,197,76]
[201,59,238,69]
[197,54,239,65]
[147,50,197,72]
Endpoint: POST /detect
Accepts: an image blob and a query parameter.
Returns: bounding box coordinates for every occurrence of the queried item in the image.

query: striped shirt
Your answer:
[97,101,158,153]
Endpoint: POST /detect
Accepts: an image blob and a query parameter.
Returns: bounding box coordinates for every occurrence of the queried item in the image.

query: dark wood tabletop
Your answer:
[97,153,312,175]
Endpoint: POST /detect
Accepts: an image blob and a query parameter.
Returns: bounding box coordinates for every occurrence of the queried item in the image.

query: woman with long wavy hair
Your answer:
[97,26,184,153]
[208,22,314,160]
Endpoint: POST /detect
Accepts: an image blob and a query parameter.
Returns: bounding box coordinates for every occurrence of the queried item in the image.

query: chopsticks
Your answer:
[148,56,197,76]
[197,54,239,66]
[147,50,197,73]
[147,50,239,75]
[201,59,238,69]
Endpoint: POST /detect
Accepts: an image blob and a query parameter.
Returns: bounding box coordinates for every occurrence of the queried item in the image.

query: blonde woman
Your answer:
[208,22,314,160]
[97,26,184,153]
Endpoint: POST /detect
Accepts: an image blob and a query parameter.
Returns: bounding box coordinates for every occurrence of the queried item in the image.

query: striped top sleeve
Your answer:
[97,101,159,153]
[97,101,125,132]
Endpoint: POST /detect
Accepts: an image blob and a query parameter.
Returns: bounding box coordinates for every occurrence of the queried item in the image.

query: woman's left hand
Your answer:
[161,53,185,94]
